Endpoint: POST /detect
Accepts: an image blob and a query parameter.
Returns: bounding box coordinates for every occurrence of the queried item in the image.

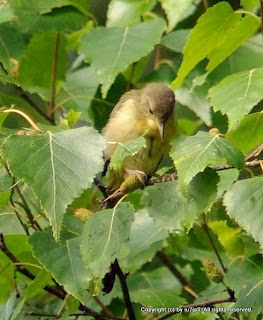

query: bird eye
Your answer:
[149,109,154,115]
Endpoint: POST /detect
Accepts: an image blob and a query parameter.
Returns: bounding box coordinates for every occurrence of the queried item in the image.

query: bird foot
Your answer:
[125,169,147,185]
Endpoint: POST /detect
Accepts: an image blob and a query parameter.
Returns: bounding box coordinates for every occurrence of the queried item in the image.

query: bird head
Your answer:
[141,83,175,140]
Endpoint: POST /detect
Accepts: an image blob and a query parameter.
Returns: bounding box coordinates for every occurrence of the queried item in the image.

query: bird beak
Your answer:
[158,122,164,141]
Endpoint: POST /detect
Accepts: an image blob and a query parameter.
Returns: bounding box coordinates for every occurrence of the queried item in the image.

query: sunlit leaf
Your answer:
[172,2,259,88]
[107,0,156,27]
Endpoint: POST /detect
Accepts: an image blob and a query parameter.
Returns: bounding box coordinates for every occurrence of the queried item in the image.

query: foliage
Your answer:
[0,1,263,320]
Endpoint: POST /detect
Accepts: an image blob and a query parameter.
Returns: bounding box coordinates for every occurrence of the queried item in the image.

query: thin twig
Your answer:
[155,295,236,320]
[156,251,198,298]
[113,259,136,320]
[202,213,227,274]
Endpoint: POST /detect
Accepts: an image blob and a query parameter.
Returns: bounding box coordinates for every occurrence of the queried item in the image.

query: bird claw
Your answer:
[125,169,147,185]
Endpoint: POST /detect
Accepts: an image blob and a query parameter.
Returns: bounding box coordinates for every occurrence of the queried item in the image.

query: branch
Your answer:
[113,259,136,320]
[154,294,236,320]
[202,213,227,274]
[156,251,198,298]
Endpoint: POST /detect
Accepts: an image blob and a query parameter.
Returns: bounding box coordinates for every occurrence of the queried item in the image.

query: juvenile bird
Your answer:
[103,83,176,196]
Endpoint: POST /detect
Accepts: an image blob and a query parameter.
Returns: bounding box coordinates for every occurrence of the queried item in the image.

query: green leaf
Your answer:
[25,269,52,299]
[208,221,243,258]
[79,18,166,97]
[29,231,90,303]
[109,136,146,169]
[0,191,10,206]
[172,2,259,88]
[223,176,263,249]
[142,172,218,232]
[0,24,26,74]
[0,3,15,24]
[18,31,67,100]
[106,0,156,27]
[175,81,212,126]
[1,127,105,240]
[160,29,191,53]
[226,112,263,155]
[160,0,198,32]
[10,0,87,33]
[233,278,263,319]
[209,68,263,129]
[119,209,168,271]
[170,131,244,190]
[216,168,239,199]
[56,67,99,119]
[81,202,134,277]
[131,288,184,309]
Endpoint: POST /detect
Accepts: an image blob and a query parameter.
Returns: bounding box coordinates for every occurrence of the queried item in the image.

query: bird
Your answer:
[103,82,176,197]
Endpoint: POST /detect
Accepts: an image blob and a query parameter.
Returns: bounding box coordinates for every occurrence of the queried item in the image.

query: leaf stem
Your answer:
[202,213,227,274]
[2,108,42,132]
[156,251,198,298]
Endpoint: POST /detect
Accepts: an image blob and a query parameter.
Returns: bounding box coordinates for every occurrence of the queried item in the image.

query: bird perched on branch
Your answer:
[103,82,176,199]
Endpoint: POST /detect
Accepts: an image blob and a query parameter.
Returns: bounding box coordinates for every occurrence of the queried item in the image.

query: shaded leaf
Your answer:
[0,24,26,74]
[18,31,67,100]
[56,67,99,119]
[1,127,105,239]
[172,2,259,88]
[29,231,90,302]
[119,209,168,271]
[175,81,212,126]
[234,278,263,319]
[216,168,239,199]
[107,0,156,27]
[226,112,263,155]
[160,29,191,53]
[209,68,263,129]
[109,136,146,169]
[131,288,184,308]
[142,172,218,232]
[81,203,134,277]
[79,19,166,97]
[223,176,263,249]
[170,131,244,190]
[10,0,87,33]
